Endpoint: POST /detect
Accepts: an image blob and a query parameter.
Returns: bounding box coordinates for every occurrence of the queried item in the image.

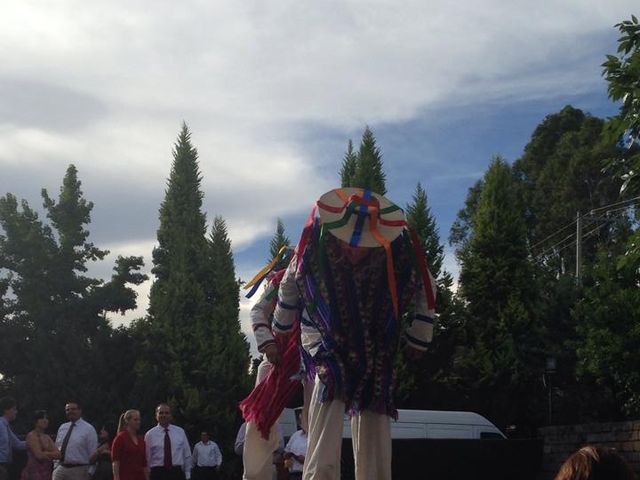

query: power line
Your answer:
[530,219,578,251]
[530,200,638,254]
[534,231,578,259]
[588,195,640,214]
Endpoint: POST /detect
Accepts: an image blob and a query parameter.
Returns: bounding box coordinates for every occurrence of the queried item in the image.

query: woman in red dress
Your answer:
[112,410,147,480]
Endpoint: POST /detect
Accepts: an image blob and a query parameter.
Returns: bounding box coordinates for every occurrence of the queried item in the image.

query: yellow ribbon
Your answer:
[243,246,291,290]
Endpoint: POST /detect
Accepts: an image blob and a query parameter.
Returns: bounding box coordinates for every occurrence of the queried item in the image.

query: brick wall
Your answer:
[538,421,640,479]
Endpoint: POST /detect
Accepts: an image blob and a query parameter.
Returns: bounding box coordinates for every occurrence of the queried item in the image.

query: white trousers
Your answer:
[303,376,392,480]
[243,358,279,480]
[243,358,313,480]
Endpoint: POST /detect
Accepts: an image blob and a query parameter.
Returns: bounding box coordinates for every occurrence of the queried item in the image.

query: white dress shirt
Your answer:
[144,424,192,478]
[54,418,98,466]
[191,441,222,468]
[284,430,307,473]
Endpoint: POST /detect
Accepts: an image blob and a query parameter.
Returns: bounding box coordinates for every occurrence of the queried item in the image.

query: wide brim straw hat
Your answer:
[317,187,406,248]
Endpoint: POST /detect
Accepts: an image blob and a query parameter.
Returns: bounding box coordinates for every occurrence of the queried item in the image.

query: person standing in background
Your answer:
[144,404,191,480]
[191,432,221,480]
[112,410,146,480]
[53,402,98,480]
[92,425,114,480]
[21,410,59,480]
[0,397,27,480]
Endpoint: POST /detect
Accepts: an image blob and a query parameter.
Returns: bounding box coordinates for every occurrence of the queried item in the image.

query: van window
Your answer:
[426,425,473,439]
[480,431,504,439]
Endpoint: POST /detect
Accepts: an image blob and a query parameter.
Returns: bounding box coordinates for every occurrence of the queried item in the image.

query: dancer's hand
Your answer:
[405,345,424,361]
[264,343,281,365]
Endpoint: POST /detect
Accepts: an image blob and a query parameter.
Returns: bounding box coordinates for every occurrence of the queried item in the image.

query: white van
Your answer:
[280,408,505,440]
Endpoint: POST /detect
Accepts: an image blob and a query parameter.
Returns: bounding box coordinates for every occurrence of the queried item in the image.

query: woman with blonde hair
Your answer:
[111,410,147,480]
[555,445,637,480]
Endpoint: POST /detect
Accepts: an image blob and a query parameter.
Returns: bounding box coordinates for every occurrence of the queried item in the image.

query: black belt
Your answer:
[150,466,183,471]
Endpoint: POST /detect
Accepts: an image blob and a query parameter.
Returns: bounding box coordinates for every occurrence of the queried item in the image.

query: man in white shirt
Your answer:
[53,402,98,480]
[145,404,192,480]
[191,432,221,480]
[283,424,307,480]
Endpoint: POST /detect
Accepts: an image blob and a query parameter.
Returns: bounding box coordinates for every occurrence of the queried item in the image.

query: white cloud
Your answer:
[0,0,634,352]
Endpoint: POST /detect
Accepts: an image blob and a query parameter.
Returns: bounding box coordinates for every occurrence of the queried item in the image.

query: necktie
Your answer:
[60,422,76,463]
[163,428,172,468]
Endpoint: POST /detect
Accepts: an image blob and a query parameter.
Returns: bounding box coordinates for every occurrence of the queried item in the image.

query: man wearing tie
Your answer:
[53,402,98,480]
[144,404,191,480]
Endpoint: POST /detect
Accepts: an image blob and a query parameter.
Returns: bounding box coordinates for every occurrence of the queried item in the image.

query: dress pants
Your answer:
[192,466,219,480]
[149,466,186,480]
[52,465,90,480]
[303,376,392,480]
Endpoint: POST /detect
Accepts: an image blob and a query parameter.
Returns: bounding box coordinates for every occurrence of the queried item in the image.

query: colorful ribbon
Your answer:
[314,188,436,317]
[244,246,292,299]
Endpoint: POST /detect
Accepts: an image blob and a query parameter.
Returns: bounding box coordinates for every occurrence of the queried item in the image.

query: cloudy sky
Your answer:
[1,1,635,354]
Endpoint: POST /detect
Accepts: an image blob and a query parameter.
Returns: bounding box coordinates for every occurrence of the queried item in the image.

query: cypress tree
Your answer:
[138,125,250,458]
[203,216,250,449]
[141,123,214,422]
[269,218,290,260]
[396,182,457,408]
[406,182,444,277]
[353,126,387,194]
[339,140,358,188]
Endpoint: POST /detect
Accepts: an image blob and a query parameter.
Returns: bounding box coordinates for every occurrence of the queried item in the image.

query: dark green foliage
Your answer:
[396,182,458,408]
[0,165,147,427]
[456,158,545,432]
[573,245,640,418]
[339,140,358,188]
[449,179,483,261]
[137,125,250,474]
[602,15,640,152]
[513,106,623,275]
[406,182,444,277]
[269,218,290,261]
[601,16,640,271]
[340,127,387,194]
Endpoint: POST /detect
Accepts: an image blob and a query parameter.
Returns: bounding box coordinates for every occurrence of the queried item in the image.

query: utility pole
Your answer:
[575,211,582,285]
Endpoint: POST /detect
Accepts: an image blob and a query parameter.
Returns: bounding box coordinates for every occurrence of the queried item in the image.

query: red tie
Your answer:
[163,428,172,468]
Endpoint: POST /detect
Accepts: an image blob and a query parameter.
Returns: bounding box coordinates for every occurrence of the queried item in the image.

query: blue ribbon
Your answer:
[350,189,371,247]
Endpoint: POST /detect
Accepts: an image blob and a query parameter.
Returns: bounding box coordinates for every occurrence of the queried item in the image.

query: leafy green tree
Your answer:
[573,246,640,418]
[602,15,640,268]
[602,15,640,158]
[456,157,545,433]
[0,165,146,425]
[513,106,622,275]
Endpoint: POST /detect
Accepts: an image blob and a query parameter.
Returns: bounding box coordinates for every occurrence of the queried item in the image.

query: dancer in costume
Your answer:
[273,188,436,480]
[239,248,305,480]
